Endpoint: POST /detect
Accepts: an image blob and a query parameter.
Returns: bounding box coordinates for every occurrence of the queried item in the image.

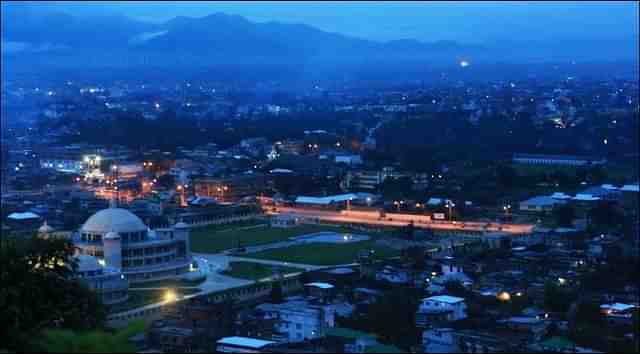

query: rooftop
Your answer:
[7,212,40,220]
[305,282,335,289]
[216,336,276,349]
[425,295,466,304]
[81,207,147,234]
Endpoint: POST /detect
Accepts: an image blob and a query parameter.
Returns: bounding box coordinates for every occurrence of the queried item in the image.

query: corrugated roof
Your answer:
[7,212,40,220]
[305,282,334,289]
[425,295,465,304]
[216,336,275,349]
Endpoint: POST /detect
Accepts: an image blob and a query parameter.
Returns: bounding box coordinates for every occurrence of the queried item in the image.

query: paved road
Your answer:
[268,207,534,235]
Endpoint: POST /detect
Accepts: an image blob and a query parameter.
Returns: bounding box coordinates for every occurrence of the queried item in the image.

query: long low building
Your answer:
[513,153,607,166]
[294,193,376,207]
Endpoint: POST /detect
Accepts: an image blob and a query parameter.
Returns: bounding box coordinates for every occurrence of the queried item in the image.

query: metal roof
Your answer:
[425,295,466,304]
[216,336,275,349]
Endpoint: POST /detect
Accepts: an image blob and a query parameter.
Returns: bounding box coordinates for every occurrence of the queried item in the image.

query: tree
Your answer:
[588,201,623,228]
[553,204,576,228]
[269,281,284,304]
[402,246,426,270]
[496,164,518,190]
[354,288,421,350]
[544,281,572,313]
[34,319,146,353]
[444,281,469,298]
[380,176,413,201]
[0,236,106,351]
[157,174,175,189]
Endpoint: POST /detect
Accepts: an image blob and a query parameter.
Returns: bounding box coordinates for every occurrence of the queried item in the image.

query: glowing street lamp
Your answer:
[497,291,511,302]
[503,204,512,219]
[164,290,177,302]
[446,201,456,221]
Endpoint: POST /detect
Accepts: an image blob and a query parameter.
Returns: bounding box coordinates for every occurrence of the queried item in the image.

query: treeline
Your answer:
[375,110,639,168]
[45,109,361,152]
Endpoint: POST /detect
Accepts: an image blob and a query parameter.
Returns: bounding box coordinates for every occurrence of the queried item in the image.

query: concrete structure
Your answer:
[256,296,337,343]
[271,214,300,228]
[417,295,467,322]
[74,204,193,284]
[74,254,129,305]
[519,196,566,212]
[423,328,456,353]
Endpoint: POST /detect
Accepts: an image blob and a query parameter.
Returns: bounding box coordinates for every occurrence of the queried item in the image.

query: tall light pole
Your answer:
[503,204,512,220]
[217,185,228,202]
[112,164,119,203]
[447,201,456,222]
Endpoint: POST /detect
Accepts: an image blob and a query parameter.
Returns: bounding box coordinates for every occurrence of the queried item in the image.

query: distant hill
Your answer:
[1,3,637,74]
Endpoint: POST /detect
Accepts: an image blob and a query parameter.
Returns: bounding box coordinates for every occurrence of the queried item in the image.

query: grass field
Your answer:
[243,240,400,266]
[222,261,301,280]
[190,223,358,254]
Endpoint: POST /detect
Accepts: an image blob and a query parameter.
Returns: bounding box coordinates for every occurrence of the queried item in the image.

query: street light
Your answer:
[164,290,177,302]
[503,204,512,219]
[447,201,456,221]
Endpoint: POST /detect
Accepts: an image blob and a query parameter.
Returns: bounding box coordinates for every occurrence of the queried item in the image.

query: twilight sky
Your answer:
[10,1,640,43]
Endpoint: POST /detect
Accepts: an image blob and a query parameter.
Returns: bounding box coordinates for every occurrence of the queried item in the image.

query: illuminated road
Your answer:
[267,207,534,235]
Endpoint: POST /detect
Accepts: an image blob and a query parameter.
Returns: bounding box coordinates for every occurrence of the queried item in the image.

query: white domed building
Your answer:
[74,254,129,305]
[74,204,193,284]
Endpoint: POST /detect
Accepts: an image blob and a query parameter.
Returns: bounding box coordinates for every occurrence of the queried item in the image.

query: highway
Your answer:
[267,206,534,235]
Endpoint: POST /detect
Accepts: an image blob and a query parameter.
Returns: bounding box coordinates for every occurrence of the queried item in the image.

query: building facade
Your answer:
[74,204,193,284]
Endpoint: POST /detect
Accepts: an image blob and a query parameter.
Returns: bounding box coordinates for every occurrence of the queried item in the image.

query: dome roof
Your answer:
[75,254,101,272]
[81,208,147,234]
[38,221,54,234]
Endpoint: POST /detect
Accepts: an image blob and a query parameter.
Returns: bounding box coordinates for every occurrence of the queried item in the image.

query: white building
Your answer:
[418,295,467,322]
[256,296,337,343]
[513,153,606,166]
[423,328,456,353]
[335,155,363,166]
[271,214,301,228]
[73,203,193,284]
[74,254,129,305]
[519,196,567,212]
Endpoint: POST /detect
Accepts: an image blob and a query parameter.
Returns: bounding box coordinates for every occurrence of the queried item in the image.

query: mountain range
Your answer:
[1,3,638,74]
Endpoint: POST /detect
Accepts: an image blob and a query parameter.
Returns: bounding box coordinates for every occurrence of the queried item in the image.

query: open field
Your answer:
[190,223,359,253]
[222,261,301,280]
[243,240,399,266]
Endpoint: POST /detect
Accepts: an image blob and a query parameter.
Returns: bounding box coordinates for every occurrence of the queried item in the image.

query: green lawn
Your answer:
[244,240,400,266]
[222,261,301,280]
[190,223,358,253]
